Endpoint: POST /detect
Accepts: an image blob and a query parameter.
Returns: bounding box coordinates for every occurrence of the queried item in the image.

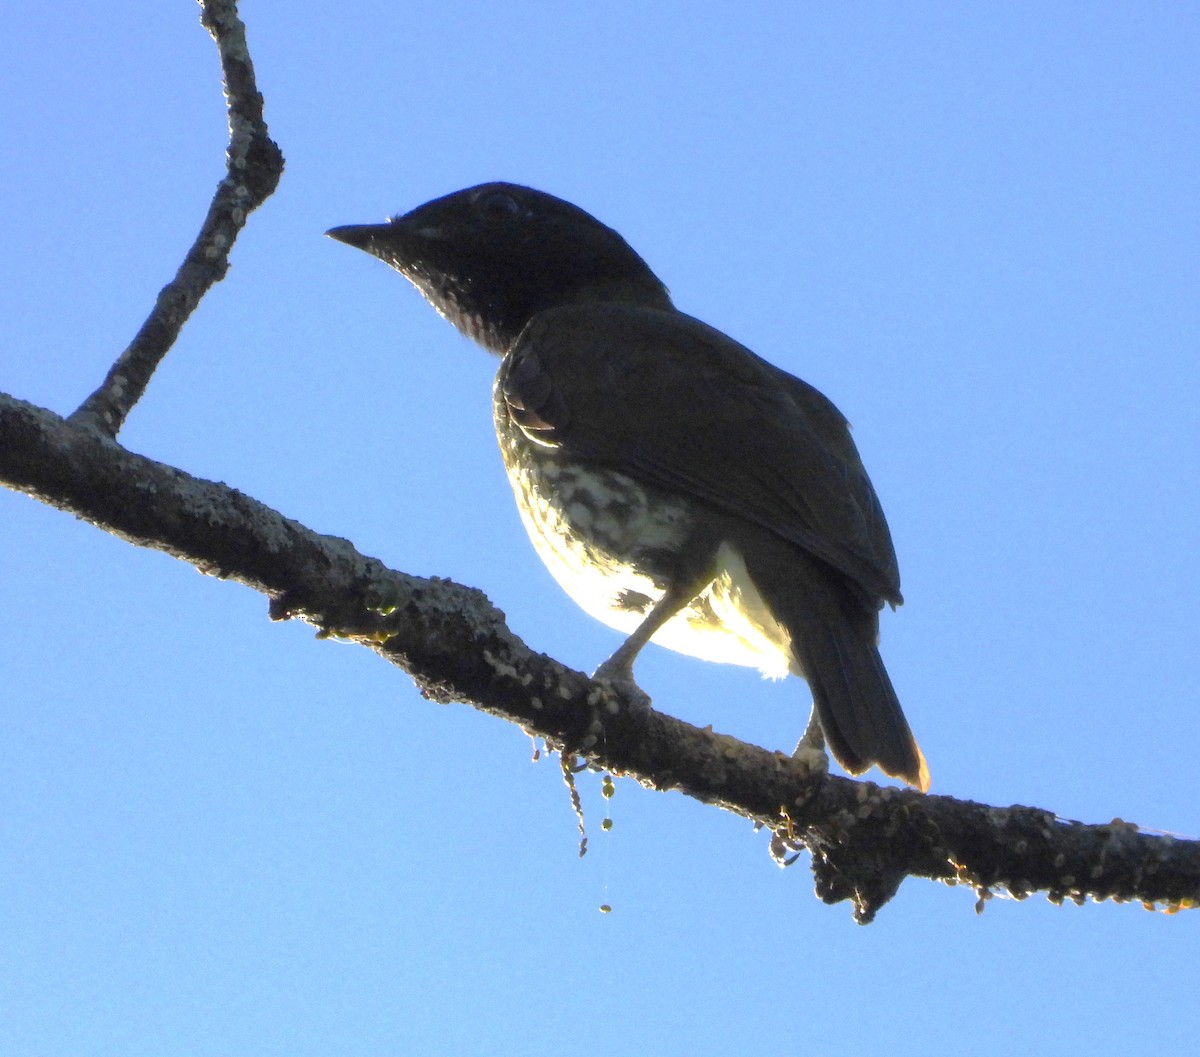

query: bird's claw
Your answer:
[590,661,653,713]
[791,711,830,777]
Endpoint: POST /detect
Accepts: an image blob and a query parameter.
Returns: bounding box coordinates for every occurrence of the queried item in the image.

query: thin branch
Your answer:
[4,392,1198,922]
[68,0,283,438]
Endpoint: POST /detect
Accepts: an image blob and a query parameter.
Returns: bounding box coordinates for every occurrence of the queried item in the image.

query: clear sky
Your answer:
[2,2,1198,1055]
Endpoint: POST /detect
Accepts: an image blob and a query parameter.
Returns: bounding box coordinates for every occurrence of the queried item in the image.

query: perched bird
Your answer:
[328,183,929,790]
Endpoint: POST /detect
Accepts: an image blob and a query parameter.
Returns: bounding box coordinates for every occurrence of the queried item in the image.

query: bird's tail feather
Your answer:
[803,615,929,791]
[745,543,929,791]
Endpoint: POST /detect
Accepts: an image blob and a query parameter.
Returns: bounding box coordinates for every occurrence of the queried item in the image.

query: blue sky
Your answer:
[2,2,1198,1054]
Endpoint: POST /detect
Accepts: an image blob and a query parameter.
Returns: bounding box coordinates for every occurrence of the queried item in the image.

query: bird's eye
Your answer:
[477,191,523,219]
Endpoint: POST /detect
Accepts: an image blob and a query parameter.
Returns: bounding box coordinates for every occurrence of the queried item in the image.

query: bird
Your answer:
[327,182,929,791]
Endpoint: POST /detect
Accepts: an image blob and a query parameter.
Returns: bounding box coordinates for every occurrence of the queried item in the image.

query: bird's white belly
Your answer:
[506,456,796,679]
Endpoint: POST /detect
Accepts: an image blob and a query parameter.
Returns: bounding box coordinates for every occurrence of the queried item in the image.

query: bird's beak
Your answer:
[325,223,391,254]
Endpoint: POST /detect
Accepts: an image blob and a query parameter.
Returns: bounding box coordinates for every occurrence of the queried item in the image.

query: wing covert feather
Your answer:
[500,303,902,606]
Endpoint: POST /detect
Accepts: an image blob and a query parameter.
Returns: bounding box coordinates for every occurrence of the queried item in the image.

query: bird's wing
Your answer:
[498,303,902,607]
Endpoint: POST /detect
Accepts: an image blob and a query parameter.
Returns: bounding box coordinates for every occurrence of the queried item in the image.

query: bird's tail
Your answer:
[745,543,929,791]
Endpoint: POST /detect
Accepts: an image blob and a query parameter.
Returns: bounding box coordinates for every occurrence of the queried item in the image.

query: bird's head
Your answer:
[327,182,672,353]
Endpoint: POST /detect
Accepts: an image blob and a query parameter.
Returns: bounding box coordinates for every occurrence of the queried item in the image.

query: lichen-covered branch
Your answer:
[68,0,283,438]
[3,391,1197,922]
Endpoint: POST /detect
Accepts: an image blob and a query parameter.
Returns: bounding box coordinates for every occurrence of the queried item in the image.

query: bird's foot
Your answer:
[791,712,830,779]
[591,658,653,714]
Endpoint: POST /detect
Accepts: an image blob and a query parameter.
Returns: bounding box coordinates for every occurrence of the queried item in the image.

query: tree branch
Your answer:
[3,392,1197,922]
[68,0,283,438]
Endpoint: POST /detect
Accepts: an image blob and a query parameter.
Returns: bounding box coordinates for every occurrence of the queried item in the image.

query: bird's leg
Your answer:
[791,706,830,776]
[592,577,706,704]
